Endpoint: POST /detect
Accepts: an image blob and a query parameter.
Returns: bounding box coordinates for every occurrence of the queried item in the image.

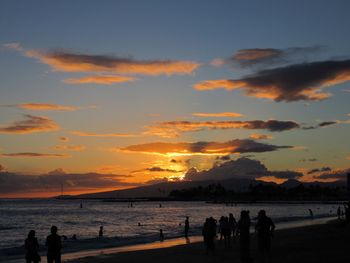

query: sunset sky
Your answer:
[1,0,350,197]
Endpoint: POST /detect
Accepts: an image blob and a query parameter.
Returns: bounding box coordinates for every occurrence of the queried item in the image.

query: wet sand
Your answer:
[67,220,350,263]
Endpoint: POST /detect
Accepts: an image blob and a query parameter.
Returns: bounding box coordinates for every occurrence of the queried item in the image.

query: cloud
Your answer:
[184,157,303,181]
[223,46,323,68]
[55,145,86,151]
[0,115,59,134]
[0,169,138,195]
[192,112,244,118]
[71,131,133,137]
[267,170,304,179]
[194,59,350,102]
[64,75,136,85]
[249,133,272,140]
[307,167,332,174]
[13,45,200,76]
[145,166,181,173]
[17,103,76,111]
[118,139,292,156]
[315,169,349,181]
[58,137,69,142]
[300,158,318,162]
[318,121,338,127]
[145,120,299,137]
[0,152,68,158]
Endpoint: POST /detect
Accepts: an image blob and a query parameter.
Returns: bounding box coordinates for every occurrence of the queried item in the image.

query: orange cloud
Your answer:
[192,112,244,118]
[64,75,136,85]
[118,139,292,157]
[58,137,69,142]
[145,120,299,138]
[194,60,350,102]
[249,133,273,140]
[71,130,134,137]
[18,103,76,111]
[55,144,86,151]
[234,48,281,61]
[0,152,68,157]
[0,115,59,134]
[23,49,200,76]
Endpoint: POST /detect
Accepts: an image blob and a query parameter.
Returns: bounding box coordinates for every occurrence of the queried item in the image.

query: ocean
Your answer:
[0,199,340,262]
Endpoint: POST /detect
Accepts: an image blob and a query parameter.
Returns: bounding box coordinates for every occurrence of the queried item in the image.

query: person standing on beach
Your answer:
[99,226,104,237]
[202,217,217,255]
[25,230,41,263]
[184,216,190,238]
[46,225,62,263]
[237,210,252,263]
[255,210,275,263]
[229,213,237,242]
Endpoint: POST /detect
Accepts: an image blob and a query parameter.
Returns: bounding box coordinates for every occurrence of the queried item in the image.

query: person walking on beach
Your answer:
[159,229,164,241]
[46,225,62,263]
[202,217,217,255]
[221,216,231,248]
[25,230,41,263]
[99,226,104,237]
[237,210,252,263]
[184,216,190,238]
[255,210,275,263]
[229,213,237,242]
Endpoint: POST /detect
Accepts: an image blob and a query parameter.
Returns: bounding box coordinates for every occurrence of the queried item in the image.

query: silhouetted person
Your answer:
[255,210,275,263]
[80,202,83,208]
[337,206,342,219]
[229,213,237,242]
[221,216,231,248]
[184,216,190,238]
[46,225,62,263]
[99,226,103,237]
[202,217,216,255]
[71,234,77,240]
[218,216,225,240]
[345,202,350,222]
[159,229,164,241]
[237,210,252,263]
[308,209,314,219]
[25,230,40,263]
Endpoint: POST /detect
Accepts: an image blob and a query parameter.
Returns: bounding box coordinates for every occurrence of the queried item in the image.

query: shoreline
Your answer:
[3,216,338,263]
[66,218,349,263]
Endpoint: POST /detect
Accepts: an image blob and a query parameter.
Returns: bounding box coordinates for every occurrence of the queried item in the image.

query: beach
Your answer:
[66,220,350,263]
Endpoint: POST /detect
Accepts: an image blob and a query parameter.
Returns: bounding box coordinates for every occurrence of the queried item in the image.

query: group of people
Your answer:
[25,226,61,263]
[202,210,275,263]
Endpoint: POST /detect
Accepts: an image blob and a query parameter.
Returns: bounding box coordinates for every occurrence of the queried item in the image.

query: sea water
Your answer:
[0,199,340,262]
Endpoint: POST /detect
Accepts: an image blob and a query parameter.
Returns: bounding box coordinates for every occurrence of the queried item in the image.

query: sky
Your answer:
[1,0,350,197]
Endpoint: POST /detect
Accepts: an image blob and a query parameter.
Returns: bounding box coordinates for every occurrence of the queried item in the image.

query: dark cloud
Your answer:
[146,119,300,137]
[184,157,303,181]
[318,121,338,127]
[0,170,137,194]
[1,152,68,158]
[216,155,231,161]
[315,169,349,180]
[146,167,181,173]
[268,170,304,179]
[194,59,350,102]
[0,114,59,134]
[227,46,323,68]
[307,167,332,174]
[119,139,292,156]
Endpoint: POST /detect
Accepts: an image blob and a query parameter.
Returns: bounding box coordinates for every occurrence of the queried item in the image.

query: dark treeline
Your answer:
[169,183,348,201]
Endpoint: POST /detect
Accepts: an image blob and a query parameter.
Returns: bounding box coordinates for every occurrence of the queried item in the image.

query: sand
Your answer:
[67,220,350,263]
